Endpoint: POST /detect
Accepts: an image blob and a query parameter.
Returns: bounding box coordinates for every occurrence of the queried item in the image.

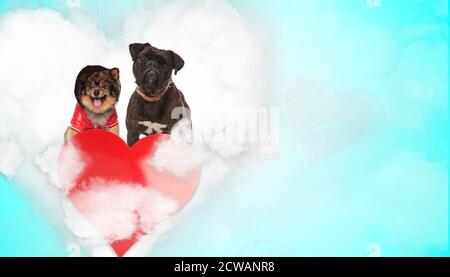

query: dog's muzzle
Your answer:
[144,70,157,83]
[139,68,161,96]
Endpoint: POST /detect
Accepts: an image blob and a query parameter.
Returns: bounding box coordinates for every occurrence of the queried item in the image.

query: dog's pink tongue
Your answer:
[93,99,102,108]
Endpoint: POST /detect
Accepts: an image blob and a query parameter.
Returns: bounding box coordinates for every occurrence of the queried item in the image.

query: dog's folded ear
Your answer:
[129,43,151,61]
[168,50,184,75]
[109,68,120,80]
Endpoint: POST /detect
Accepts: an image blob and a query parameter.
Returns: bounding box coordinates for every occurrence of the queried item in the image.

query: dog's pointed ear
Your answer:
[168,50,184,75]
[129,43,150,61]
[109,68,120,80]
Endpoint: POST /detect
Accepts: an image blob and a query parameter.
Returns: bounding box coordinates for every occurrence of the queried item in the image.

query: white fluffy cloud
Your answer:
[0,9,117,147]
[0,137,23,178]
[148,133,208,178]
[35,141,85,191]
[69,179,178,242]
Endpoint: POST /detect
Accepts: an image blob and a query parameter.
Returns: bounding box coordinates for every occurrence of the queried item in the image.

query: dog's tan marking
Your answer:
[64,127,78,142]
[109,125,120,137]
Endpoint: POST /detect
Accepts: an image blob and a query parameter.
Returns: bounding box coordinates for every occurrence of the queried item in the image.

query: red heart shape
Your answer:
[58,130,200,256]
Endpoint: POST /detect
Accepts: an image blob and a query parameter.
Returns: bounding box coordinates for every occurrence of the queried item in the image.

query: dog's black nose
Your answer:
[93,90,100,97]
[145,70,157,83]
[147,70,157,78]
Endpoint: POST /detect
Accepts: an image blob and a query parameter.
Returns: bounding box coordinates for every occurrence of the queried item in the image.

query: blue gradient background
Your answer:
[0,0,448,256]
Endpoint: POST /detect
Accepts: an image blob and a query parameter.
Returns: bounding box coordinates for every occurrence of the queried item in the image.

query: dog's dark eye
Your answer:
[139,55,147,62]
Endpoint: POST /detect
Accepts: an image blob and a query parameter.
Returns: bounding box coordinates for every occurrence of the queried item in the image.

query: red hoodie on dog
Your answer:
[69,103,118,133]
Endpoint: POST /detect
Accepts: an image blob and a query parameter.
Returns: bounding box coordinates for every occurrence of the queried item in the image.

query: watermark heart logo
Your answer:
[58,130,200,256]
[285,76,386,163]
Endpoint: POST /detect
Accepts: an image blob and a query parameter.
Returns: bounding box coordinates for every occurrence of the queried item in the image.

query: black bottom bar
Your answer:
[0,257,449,275]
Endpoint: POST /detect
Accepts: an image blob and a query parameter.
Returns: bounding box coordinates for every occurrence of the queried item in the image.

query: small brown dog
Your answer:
[65,65,121,141]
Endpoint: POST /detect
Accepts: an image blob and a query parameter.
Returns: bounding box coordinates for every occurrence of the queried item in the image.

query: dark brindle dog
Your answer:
[126,43,191,147]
